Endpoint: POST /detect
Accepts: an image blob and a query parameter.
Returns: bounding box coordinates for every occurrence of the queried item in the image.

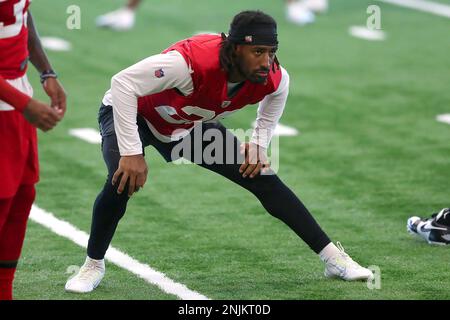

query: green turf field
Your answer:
[15,0,450,299]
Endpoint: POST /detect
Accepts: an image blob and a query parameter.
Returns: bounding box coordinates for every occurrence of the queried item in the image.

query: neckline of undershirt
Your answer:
[227,81,244,97]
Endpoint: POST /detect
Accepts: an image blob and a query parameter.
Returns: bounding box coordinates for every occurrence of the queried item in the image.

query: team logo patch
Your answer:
[221,101,231,108]
[245,35,253,43]
[154,68,165,78]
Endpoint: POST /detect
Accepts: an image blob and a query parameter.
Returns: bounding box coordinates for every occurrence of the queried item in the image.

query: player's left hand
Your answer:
[239,142,270,178]
[43,77,67,118]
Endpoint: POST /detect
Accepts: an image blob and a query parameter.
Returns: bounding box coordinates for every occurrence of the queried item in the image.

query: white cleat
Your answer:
[96,7,136,31]
[324,243,374,281]
[286,1,315,26]
[407,208,450,245]
[303,0,329,14]
[65,257,105,293]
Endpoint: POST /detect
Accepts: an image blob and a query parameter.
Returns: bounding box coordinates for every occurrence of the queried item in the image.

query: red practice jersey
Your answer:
[137,34,282,139]
[0,0,37,198]
[0,0,31,80]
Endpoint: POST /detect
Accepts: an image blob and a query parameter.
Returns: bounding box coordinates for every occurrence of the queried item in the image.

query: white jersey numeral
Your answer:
[155,106,187,124]
[0,0,27,39]
[156,105,216,124]
[182,106,215,122]
[155,105,240,125]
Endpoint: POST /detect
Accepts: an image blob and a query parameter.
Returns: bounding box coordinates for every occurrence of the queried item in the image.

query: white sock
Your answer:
[85,256,105,269]
[318,242,340,262]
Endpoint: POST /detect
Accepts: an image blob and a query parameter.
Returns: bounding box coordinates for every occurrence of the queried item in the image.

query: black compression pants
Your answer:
[87,105,331,259]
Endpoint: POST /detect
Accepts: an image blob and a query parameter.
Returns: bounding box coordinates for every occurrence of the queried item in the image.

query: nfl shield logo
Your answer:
[245,35,253,43]
[221,101,231,108]
[154,68,165,78]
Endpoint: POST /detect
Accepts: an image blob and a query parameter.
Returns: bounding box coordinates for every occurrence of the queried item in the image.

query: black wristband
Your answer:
[40,70,58,84]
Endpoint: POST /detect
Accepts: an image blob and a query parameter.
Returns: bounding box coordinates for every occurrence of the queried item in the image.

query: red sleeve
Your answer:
[0,75,31,112]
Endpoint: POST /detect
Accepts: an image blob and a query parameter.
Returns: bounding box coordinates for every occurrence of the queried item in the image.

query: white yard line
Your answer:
[30,205,209,300]
[378,0,450,18]
[70,124,300,144]
[69,128,102,144]
[252,121,300,136]
[436,114,450,125]
[193,31,219,35]
[41,36,72,51]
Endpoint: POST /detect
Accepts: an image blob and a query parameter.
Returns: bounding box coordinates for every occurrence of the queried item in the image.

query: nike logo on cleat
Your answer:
[420,225,448,232]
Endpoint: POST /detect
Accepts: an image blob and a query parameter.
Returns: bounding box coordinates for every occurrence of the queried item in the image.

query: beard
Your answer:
[236,61,269,84]
[248,68,270,84]
[249,73,269,84]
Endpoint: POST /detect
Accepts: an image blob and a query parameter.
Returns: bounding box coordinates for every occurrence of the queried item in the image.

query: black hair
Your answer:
[219,10,280,74]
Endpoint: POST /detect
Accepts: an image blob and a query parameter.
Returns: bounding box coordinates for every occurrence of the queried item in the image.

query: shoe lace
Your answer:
[334,242,360,269]
[77,263,103,282]
[336,241,346,253]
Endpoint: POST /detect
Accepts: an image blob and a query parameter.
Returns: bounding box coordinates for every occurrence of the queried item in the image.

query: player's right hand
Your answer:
[23,98,62,132]
[112,154,148,197]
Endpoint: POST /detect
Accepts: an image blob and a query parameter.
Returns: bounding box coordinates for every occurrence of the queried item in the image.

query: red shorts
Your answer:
[0,110,39,198]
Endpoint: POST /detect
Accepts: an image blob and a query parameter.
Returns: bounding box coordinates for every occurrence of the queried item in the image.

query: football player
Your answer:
[407,208,450,245]
[66,10,372,294]
[0,0,66,300]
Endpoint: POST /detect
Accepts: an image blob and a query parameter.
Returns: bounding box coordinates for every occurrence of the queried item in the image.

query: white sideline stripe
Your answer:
[437,114,450,125]
[252,121,300,136]
[69,128,102,144]
[378,0,450,18]
[29,205,209,300]
[348,26,386,41]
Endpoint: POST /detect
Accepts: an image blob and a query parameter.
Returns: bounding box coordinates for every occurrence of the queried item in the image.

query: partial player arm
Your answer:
[27,11,67,117]
[110,50,193,156]
[110,50,193,196]
[240,67,290,178]
[0,75,61,131]
[0,75,31,112]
